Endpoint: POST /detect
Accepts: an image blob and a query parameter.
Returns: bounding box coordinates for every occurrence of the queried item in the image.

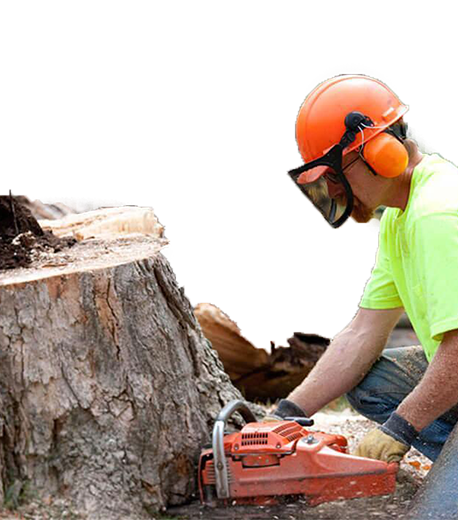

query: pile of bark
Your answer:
[0,195,76,270]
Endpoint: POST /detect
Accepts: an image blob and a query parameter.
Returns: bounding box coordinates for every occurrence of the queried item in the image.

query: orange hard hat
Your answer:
[295,75,409,184]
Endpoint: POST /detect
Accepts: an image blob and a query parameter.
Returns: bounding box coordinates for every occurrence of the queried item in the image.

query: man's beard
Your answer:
[351,198,375,223]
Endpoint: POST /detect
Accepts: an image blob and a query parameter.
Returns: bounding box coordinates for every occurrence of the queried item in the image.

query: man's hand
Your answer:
[354,412,418,462]
[354,428,410,462]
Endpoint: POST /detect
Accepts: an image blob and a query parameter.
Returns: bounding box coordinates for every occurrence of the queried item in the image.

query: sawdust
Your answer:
[0,235,168,287]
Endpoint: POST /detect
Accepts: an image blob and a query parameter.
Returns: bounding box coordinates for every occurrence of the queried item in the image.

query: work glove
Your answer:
[263,399,313,426]
[354,412,418,463]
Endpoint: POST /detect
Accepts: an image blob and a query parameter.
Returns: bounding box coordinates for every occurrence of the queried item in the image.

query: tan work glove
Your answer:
[354,428,410,462]
[354,412,418,463]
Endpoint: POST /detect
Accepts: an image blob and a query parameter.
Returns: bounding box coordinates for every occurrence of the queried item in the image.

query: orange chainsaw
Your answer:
[199,400,398,506]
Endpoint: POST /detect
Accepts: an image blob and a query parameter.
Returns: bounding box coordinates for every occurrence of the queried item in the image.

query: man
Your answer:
[272,74,458,463]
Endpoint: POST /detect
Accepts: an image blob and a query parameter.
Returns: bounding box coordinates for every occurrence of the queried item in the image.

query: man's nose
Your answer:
[326,178,344,199]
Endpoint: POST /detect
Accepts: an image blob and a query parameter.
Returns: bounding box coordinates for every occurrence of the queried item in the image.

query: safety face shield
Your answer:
[288,144,354,229]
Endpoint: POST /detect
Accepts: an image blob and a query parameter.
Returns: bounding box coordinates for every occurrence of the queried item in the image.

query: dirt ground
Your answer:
[167,481,415,520]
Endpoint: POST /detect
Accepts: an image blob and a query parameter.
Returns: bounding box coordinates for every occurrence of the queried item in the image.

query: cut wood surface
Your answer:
[195,303,330,402]
[40,206,165,241]
[0,206,246,519]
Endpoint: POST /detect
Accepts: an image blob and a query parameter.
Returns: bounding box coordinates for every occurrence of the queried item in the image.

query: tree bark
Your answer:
[0,207,244,519]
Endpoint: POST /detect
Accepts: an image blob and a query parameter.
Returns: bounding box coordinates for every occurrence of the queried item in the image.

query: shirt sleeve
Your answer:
[360,216,403,309]
[411,212,458,342]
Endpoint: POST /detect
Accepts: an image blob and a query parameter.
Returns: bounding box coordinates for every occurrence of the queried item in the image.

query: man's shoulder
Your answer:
[416,153,458,185]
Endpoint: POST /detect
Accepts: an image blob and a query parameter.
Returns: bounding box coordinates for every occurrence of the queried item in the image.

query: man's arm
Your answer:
[287,306,404,416]
[355,328,458,462]
[397,328,458,430]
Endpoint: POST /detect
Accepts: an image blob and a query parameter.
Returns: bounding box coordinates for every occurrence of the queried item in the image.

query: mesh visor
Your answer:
[289,164,354,228]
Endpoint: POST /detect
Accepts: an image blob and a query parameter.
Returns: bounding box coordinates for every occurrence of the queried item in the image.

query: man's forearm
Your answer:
[287,314,391,416]
[397,329,458,431]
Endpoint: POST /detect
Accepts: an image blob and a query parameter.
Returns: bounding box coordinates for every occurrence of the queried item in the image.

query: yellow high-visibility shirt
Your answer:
[360,154,458,362]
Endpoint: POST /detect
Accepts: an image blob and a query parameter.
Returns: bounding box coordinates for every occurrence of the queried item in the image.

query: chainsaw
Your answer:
[199,399,398,506]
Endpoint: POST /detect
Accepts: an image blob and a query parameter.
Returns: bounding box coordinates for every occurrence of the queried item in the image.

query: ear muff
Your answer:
[363,132,409,178]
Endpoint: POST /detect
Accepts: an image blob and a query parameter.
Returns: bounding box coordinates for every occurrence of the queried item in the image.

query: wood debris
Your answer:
[195,303,329,402]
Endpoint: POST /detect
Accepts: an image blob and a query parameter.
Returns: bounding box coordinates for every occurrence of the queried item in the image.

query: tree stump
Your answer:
[0,206,243,519]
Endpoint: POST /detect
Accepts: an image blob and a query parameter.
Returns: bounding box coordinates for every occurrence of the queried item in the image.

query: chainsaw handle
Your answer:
[212,399,256,500]
[215,399,257,425]
[285,416,314,427]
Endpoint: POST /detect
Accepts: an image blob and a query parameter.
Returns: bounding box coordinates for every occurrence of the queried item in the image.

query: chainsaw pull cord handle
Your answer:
[212,399,257,499]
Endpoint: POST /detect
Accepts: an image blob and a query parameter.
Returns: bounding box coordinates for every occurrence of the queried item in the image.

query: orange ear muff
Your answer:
[363,132,409,178]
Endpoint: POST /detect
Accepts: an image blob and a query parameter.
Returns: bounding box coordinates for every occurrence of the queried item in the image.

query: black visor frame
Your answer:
[288,143,355,228]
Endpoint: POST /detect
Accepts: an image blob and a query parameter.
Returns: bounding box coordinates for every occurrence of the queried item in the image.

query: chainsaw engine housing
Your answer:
[199,401,397,506]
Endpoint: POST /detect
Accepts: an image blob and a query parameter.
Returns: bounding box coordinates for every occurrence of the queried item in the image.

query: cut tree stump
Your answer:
[0,206,245,519]
[194,303,330,402]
